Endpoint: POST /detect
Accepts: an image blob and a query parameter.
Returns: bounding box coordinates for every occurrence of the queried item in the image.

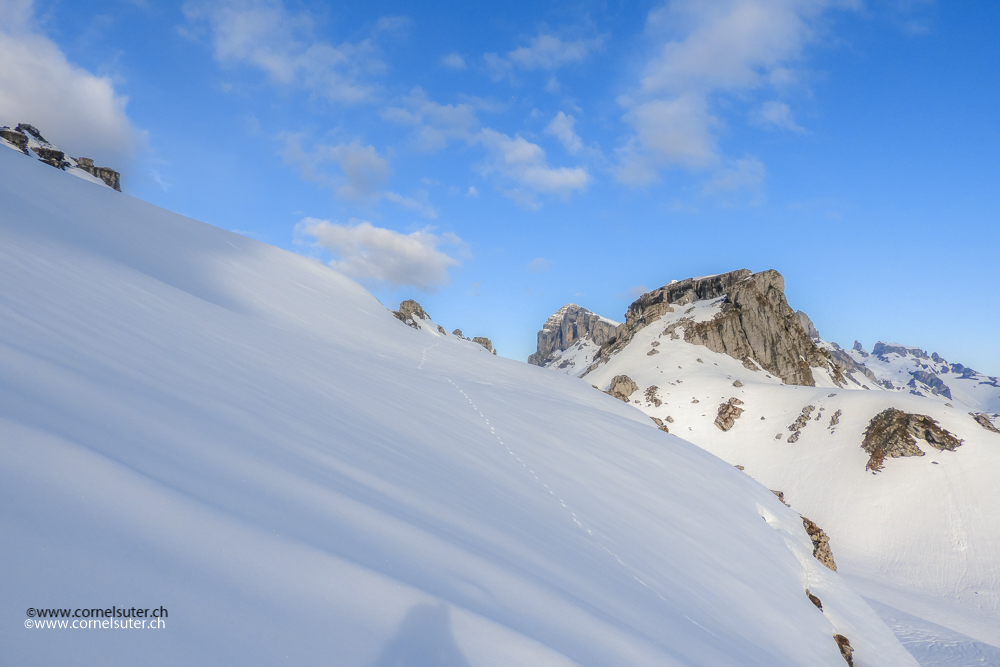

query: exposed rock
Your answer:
[452,329,463,337]
[714,398,745,431]
[436,325,447,335]
[788,406,815,432]
[528,304,618,366]
[770,490,789,506]
[824,343,880,386]
[908,370,952,399]
[665,416,674,423]
[644,386,662,407]
[806,589,823,610]
[833,634,854,667]
[0,127,28,154]
[828,409,842,428]
[735,465,744,470]
[874,341,928,361]
[796,310,820,339]
[787,431,801,444]
[33,146,69,169]
[2,124,123,191]
[862,408,963,472]
[650,416,669,432]
[597,271,843,386]
[646,349,659,356]
[472,337,497,355]
[392,299,429,329]
[74,157,121,191]
[852,340,867,355]
[732,380,743,387]
[608,375,639,401]
[802,517,837,571]
[971,413,1000,434]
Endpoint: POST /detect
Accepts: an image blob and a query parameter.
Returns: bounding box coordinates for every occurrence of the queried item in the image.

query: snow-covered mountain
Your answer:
[529,270,1000,661]
[0,134,929,665]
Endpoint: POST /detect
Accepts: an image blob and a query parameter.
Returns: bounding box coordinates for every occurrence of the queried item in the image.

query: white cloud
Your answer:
[441,53,466,70]
[527,257,552,273]
[0,1,140,163]
[182,0,382,104]
[507,34,604,70]
[545,112,583,154]
[477,128,590,202]
[381,87,479,152]
[384,89,590,205]
[467,186,478,197]
[282,136,388,200]
[484,32,603,81]
[702,156,766,194]
[298,218,462,291]
[750,100,804,132]
[544,77,561,94]
[618,0,856,183]
[282,135,436,217]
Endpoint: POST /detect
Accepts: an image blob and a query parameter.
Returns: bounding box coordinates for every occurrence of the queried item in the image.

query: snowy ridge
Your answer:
[532,280,1000,656]
[0,146,919,664]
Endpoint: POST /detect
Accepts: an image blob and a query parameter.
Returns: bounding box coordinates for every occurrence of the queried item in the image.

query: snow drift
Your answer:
[0,149,917,665]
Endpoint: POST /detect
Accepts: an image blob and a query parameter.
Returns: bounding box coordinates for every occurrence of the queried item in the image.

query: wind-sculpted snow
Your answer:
[0,150,919,665]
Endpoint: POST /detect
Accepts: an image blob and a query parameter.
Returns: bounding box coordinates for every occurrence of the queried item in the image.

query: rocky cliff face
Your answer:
[527,304,618,366]
[392,300,497,354]
[593,269,840,386]
[0,123,122,191]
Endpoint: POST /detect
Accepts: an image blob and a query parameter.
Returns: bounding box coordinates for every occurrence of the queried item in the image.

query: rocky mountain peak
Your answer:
[0,123,122,191]
[527,303,619,367]
[591,269,840,386]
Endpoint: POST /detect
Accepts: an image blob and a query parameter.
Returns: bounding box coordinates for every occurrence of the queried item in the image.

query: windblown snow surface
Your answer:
[548,288,1000,665]
[0,148,923,665]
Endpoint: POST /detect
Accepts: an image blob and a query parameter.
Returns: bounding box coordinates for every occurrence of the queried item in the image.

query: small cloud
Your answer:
[420,177,439,186]
[298,218,464,291]
[467,281,482,297]
[527,257,552,273]
[383,191,437,219]
[442,52,466,70]
[467,186,479,197]
[375,15,410,33]
[703,157,766,194]
[616,285,649,299]
[545,111,582,154]
[750,101,804,133]
[544,77,561,94]
[506,34,604,71]
[282,136,389,201]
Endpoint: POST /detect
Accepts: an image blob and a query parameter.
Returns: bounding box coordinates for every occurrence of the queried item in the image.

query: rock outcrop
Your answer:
[971,413,1000,434]
[607,375,638,402]
[834,634,854,666]
[714,398,745,431]
[862,408,962,472]
[591,269,842,386]
[0,123,122,191]
[393,301,497,354]
[802,517,837,571]
[472,337,496,355]
[528,304,618,366]
[392,299,429,329]
[682,271,833,386]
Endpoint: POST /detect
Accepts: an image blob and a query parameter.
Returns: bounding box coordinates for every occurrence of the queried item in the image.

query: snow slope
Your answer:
[542,287,1000,651]
[0,148,919,664]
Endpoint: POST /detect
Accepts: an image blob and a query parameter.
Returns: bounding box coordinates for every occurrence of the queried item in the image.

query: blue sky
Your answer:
[2,0,998,371]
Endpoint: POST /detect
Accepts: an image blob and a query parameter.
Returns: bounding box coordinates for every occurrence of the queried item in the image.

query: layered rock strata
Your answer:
[591,269,844,387]
[528,304,618,366]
